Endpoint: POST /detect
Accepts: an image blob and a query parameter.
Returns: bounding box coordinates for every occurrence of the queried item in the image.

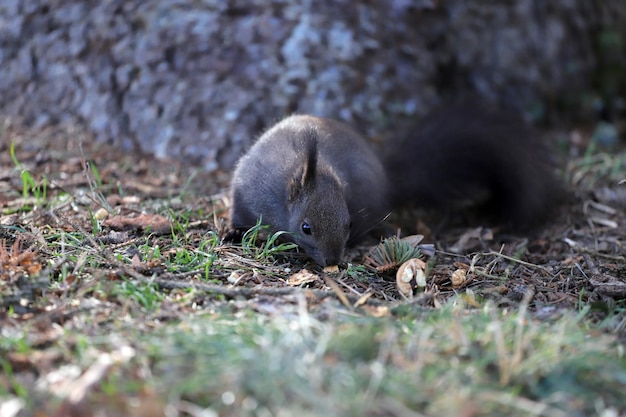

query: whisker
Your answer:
[349,209,392,243]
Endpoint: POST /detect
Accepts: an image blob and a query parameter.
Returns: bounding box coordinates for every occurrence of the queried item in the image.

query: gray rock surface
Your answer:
[1,1,625,169]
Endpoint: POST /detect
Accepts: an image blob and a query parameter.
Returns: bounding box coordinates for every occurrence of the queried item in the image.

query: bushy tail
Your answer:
[384,98,561,228]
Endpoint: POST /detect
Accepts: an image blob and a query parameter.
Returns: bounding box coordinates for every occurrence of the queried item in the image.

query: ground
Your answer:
[0,118,625,417]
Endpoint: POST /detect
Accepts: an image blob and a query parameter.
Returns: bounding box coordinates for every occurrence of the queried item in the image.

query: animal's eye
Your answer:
[301,221,312,235]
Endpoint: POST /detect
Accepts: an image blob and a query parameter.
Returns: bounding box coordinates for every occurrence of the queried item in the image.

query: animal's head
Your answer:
[286,138,351,266]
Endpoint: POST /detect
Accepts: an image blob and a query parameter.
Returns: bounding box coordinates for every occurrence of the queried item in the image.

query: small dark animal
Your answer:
[229,115,389,266]
[229,100,559,265]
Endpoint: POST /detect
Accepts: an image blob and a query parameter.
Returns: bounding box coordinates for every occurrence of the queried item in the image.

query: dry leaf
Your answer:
[103,213,171,235]
[449,227,493,253]
[131,254,143,268]
[227,270,243,284]
[0,237,43,280]
[288,269,319,286]
[323,265,339,274]
[360,305,390,317]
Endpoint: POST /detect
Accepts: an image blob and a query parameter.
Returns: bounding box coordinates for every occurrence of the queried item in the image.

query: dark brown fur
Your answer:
[385,98,560,227]
[229,115,389,266]
[229,102,560,265]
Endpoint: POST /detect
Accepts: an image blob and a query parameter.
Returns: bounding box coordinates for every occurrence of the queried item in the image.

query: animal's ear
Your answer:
[289,139,317,202]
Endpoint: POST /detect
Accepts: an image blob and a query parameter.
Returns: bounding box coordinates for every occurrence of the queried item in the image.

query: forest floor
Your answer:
[1,118,625,417]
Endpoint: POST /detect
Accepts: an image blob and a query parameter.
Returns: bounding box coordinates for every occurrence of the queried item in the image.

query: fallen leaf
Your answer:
[288,269,319,286]
[103,214,171,235]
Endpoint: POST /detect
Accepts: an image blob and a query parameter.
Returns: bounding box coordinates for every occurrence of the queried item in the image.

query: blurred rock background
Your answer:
[1,0,625,170]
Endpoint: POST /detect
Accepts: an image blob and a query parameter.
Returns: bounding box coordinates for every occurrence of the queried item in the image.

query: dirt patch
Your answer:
[1,117,626,416]
[1,117,625,327]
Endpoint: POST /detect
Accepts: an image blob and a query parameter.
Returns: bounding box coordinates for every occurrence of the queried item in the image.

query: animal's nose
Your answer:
[323,251,342,267]
[325,259,339,267]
